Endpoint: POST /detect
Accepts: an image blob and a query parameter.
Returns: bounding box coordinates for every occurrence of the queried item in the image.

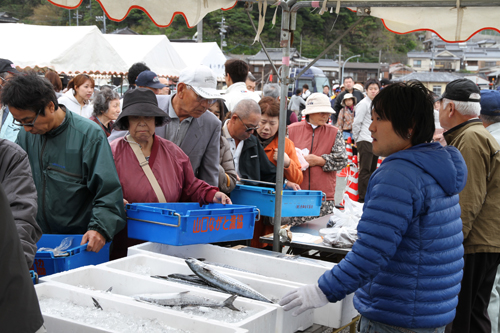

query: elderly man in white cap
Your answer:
[154,65,225,186]
[109,65,224,187]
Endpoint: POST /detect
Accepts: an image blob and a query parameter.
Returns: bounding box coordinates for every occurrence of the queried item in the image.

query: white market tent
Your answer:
[104,34,187,78]
[0,23,128,74]
[170,42,227,80]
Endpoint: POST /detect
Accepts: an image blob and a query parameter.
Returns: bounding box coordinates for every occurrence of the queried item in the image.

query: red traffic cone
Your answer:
[328,118,332,125]
[337,165,348,177]
[376,157,383,169]
[343,155,359,203]
[301,115,305,122]
[345,137,353,165]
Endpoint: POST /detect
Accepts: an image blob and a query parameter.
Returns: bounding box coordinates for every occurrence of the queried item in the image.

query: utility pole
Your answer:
[377,50,382,79]
[96,11,107,33]
[88,0,92,25]
[68,9,71,26]
[197,19,203,43]
[299,34,302,56]
[217,17,228,52]
[338,44,342,83]
[431,37,435,73]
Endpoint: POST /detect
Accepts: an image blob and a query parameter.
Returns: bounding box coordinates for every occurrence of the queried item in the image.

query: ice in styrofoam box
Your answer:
[127,243,359,328]
[40,265,276,333]
[35,283,249,333]
[100,254,314,333]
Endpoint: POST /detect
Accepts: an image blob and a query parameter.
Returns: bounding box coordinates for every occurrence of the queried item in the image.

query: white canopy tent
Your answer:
[104,34,187,78]
[170,42,227,80]
[0,23,128,74]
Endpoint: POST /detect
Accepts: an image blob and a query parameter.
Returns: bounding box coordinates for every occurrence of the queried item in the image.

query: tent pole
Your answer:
[273,3,292,252]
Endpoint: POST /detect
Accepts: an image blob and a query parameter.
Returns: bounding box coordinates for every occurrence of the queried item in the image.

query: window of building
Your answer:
[433,85,442,95]
[467,61,478,66]
[254,66,260,72]
[414,60,421,68]
[485,61,497,67]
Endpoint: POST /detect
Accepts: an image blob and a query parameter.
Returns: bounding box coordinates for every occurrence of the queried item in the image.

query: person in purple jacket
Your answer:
[280,81,468,332]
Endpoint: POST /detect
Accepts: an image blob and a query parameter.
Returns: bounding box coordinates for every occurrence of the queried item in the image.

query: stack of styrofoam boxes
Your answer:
[40,255,313,333]
[35,282,249,333]
[128,242,359,329]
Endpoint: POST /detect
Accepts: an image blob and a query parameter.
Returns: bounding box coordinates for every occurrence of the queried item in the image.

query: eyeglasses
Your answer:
[236,114,259,132]
[12,108,41,127]
[186,85,217,106]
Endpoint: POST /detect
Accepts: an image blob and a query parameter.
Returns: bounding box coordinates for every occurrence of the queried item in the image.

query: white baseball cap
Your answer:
[179,65,223,100]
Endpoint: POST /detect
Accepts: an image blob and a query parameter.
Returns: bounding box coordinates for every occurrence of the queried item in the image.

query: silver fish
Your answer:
[134,291,239,311]
[186,258,273,303]
[151,275,223,293]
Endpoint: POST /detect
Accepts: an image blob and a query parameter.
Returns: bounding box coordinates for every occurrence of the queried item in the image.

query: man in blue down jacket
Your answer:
[280,81,467,332]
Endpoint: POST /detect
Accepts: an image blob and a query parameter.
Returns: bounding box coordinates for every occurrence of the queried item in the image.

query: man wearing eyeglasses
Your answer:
[0,59,21,142]
[2,74,126,254]
[153,65,225,187]
[222,99,277,183]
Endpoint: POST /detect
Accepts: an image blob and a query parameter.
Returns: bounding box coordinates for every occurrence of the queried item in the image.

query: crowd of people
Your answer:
[1,55,500,333]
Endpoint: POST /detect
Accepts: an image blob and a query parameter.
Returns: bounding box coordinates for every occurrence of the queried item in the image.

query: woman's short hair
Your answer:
[44,71,62,92]
[114,116,166,131]
[93,87,120,116]
[371,80,434,146]
[258,96,280,118]
[67,74,95,91]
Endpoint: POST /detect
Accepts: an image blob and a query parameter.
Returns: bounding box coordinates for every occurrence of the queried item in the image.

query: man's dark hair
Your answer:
[128,62,150,86]
[372,80,434,146]
[1,73,57,116]
[225,59,249,83]
[365,79,381,90]
[343,76,354,83]
[303,84,309,89]
[295,89,302,95]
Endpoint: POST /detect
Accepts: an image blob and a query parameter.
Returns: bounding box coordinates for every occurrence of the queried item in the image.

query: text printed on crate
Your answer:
[193,214,245,233]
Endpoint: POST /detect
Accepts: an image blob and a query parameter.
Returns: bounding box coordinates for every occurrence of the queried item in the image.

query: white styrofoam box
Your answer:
[35,283,248,333]
[41,265,276,333]
[100,254,314,333]
[127,243,358,328]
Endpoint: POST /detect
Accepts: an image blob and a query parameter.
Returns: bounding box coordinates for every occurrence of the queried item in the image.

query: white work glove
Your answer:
[279,284,329,316]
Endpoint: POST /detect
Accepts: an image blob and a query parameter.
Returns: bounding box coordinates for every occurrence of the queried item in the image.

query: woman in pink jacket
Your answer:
[109,88,231,258]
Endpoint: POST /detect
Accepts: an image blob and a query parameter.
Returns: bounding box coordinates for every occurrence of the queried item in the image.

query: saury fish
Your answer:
[186,258,273,303]
[151,275,223,293]
[134,291,239,311]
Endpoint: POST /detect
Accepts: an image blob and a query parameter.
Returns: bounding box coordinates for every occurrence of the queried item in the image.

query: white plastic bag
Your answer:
[295,147,310,171]
[38,236,74,257]
[320,195,363,248]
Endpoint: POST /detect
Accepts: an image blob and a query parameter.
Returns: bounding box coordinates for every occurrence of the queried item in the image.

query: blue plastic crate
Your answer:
[126,203,259,246]
[230,185,325,217]
[33,234,110,277]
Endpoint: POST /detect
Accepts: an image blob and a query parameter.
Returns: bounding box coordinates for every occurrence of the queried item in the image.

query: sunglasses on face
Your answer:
[12,107,42,127]
[236,114,259,132]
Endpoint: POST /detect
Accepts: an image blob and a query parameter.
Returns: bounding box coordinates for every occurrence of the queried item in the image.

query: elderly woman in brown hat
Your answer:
[109,88,231,258]
[288,93,348,225]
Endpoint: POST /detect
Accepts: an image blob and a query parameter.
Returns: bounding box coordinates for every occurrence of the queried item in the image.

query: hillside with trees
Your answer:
[1,1,419,63]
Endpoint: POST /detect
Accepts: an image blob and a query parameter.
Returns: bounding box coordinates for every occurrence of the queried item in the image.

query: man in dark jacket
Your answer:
[333,76,364,114]
[0,138,42,268]
[0,183,45,332]
[222,99,277,183]
[2,74,126,253]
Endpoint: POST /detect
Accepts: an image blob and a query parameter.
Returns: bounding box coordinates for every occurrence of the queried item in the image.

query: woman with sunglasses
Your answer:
[58,74,95,118]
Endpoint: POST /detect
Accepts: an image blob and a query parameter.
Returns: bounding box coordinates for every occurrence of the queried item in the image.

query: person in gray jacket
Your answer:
[0,183,45,333]
[109,65,222,187]
[0,138,42,268]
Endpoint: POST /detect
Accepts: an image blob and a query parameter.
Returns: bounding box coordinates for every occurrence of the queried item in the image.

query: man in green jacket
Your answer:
[440,79,500,333]
[2,74,126,253]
